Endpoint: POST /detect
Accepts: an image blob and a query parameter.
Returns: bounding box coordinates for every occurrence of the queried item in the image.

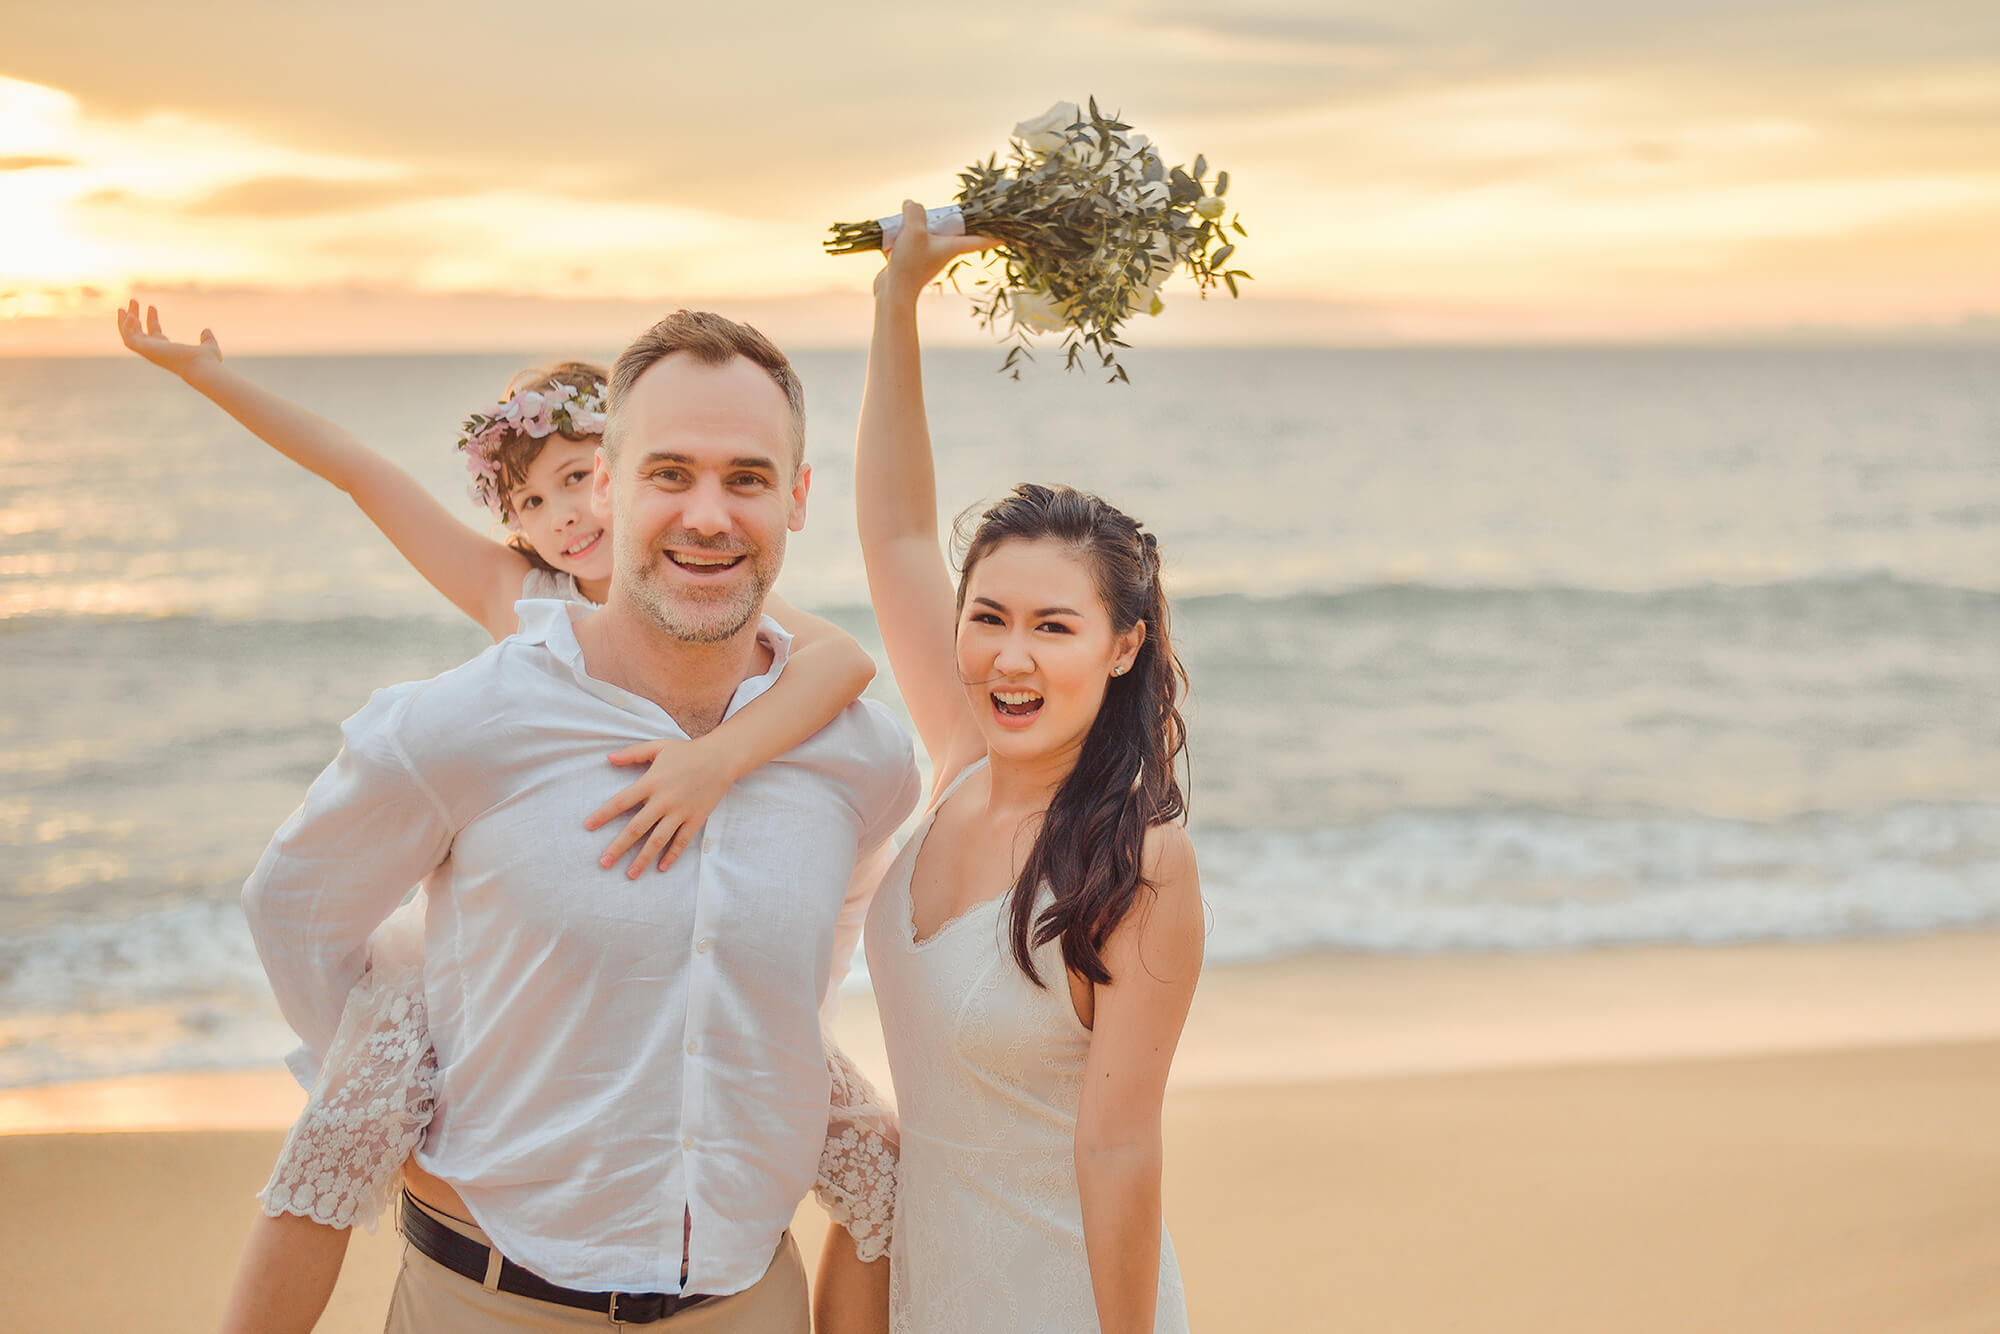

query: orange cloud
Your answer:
[4,1,2000,355]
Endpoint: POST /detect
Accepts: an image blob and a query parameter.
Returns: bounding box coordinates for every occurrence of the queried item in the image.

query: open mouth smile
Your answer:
[991,688,1045,726]
[562,530,604,559]
[666,550,747,576]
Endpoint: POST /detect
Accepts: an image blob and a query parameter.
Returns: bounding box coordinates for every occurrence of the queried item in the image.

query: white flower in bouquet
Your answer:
[1013,101,1081,154]
[1010,287,1070,334]
[826,97,1250,381]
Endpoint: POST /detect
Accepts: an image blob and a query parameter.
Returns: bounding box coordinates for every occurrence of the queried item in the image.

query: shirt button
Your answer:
[686,1039,700,1055]
[682,1135,695,1150]
[701,837,716,855]
[695,938,712,954]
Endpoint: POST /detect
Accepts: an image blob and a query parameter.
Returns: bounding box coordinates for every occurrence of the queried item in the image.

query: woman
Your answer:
[857,203,1204,1333]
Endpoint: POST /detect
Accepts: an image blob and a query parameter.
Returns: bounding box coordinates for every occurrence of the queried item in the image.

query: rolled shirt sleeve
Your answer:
[821,716,923,1016]
[242,683,454,1071]
[823,837,895,1020]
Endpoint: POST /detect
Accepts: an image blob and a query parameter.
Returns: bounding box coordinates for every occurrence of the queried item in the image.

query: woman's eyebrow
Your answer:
[972,597,1081,616]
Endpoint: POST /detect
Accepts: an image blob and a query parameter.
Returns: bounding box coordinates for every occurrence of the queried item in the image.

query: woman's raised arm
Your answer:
[117,301,529,640]
[854,203,993,787]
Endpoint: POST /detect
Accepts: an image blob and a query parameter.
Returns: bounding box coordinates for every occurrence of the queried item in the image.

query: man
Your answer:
[243,310,920,1331]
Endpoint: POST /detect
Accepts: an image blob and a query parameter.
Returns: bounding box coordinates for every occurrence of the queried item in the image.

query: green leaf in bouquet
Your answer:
[1211,243,1235,268]
[1224,273,1240,297]
[1232,220,1247,236]
[1216,170,1229,197]
[1193,154,1207,181]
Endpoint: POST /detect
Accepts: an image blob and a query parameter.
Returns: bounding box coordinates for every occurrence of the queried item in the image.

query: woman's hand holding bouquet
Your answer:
[873,200,997,306]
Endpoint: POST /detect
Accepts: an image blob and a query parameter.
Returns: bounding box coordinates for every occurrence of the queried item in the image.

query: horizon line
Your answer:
[12,333,2000,360]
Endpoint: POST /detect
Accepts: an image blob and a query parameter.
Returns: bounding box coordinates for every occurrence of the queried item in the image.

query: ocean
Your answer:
[2,345,1996,1086]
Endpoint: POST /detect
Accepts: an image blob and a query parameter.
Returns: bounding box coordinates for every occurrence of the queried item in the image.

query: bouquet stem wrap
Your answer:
[871,204,967,252]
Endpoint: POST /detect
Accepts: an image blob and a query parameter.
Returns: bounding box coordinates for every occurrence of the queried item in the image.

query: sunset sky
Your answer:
[4,0,1998,352]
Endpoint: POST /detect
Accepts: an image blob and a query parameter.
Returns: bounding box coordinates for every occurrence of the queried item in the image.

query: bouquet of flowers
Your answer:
[826,99,1248,381]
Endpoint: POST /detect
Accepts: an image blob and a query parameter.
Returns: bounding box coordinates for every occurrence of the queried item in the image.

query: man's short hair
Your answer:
[605,309,806,466]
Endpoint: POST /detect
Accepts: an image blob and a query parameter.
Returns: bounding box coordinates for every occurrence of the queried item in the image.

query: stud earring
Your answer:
[1111,665,1125,677]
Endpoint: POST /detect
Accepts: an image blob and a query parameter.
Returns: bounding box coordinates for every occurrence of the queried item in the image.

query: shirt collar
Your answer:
[513,597,795,736]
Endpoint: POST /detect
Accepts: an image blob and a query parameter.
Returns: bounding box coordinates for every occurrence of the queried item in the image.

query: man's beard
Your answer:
[620,529,778,644]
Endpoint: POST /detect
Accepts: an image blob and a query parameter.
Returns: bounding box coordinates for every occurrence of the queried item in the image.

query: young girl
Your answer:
[854,205,1202,1333]
[117,302,898,1334]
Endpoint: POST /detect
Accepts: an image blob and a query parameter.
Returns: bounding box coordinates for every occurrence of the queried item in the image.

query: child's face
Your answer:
[509,438,616,583]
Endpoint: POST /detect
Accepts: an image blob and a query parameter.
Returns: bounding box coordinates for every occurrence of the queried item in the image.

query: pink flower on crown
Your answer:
[511,390,555,438]
[470,452,499,479]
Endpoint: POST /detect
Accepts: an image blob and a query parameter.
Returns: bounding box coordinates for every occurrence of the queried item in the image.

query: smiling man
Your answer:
[243,309,920,1333]
[579,315,809,693]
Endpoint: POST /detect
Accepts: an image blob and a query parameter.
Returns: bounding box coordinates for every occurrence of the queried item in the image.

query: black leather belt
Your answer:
[398,1190,715,1325]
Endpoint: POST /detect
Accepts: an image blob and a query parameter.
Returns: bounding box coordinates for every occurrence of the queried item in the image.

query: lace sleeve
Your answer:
[813,1037,899,1262]
[258,927,436,1232]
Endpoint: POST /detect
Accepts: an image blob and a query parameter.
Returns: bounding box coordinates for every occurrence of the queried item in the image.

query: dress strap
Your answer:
[925,755,989,817]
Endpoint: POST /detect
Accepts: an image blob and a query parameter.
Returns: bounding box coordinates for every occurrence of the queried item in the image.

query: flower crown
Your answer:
[457,379,609,527]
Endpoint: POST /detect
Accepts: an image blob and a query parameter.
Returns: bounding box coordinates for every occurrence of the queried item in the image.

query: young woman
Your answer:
[116,303,898,1334]
[855,205,1204,1333]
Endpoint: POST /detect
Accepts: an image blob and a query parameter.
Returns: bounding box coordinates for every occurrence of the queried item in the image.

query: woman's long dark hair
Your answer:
[955,484,1190,988]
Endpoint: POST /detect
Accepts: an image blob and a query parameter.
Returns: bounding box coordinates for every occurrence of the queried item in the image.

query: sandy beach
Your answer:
[6,932,1999,1333]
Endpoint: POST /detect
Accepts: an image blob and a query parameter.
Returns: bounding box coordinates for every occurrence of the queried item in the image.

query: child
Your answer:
[117,302,896,1334]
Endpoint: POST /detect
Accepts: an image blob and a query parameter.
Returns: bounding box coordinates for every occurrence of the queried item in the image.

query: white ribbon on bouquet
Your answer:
[877,204,967,251]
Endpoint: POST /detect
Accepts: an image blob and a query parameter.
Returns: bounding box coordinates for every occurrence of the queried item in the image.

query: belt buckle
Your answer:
[608,1292,673,1325]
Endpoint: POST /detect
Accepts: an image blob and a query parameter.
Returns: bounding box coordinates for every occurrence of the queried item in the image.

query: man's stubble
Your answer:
[620,526,783,645]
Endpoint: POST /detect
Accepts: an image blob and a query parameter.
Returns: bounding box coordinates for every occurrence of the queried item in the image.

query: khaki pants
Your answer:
[384,1199,808,1333]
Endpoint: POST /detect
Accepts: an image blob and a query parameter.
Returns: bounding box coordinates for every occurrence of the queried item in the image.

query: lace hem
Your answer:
[259,955,436,1232]
[814,1038,899,1262]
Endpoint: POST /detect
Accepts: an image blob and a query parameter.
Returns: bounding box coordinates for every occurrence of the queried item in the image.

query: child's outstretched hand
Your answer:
[585,738,740,878]
[116,300,223,380]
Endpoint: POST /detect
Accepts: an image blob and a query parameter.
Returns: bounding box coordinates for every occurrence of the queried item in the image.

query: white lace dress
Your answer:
[863,761,1190,1333]
[259,568,899,1258]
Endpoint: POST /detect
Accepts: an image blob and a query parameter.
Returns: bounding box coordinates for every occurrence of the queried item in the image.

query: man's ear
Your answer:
[591,445,613,522]
[788,461,812,533]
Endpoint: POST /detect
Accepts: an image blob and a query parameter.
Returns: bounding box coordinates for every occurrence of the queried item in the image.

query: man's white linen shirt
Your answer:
[243,599,920,1296]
